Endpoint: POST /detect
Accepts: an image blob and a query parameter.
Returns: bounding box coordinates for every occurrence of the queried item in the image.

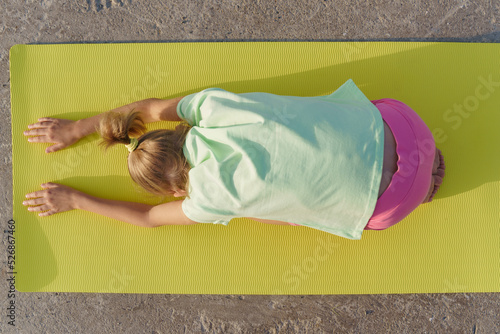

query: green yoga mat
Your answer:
[10,42,500,294]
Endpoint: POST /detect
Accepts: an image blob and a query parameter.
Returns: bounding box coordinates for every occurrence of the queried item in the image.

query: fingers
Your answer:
[24,130,51,145]
[23,192,50,215]
[25,134,64,153]
[27,204,51,212]
[24,128,47,136]
[37,117,56,122]
[39,210,56,217]
[41,182,58,188]
[25,190,46,199]
[422,177,435,203]
[25,183,58,197]
[26,135,48,143]
[27,204,55,217]
[433,174,443,186]
[25,119,54,138]
[46,144,63,154]
[23,197,46,206]
[27,120,52,129]
[432,149,440,174]
[24,119,53,145]
[24,183,60,216]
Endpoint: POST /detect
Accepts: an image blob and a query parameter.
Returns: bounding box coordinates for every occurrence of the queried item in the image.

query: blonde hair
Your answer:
[97,110,191,197]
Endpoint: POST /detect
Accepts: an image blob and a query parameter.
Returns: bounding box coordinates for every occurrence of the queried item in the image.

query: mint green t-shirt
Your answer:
[176,79,384,240]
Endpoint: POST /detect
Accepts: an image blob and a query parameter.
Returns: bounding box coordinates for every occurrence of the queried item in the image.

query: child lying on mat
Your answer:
[23,79,445,239]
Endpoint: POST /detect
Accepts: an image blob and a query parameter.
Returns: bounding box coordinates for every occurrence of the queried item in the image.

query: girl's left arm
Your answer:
[23,183,197,227]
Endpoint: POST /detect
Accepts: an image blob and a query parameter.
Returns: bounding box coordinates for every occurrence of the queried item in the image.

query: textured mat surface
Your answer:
[10,42,499,294]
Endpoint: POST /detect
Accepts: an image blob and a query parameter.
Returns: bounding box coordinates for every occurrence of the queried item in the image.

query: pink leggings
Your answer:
[289,99,436,230]
[364,99,435,230]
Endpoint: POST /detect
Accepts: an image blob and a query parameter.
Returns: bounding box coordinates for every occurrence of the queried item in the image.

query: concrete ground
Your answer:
[1,0,500,333]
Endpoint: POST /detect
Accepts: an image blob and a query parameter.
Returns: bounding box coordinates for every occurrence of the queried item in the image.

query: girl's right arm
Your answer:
[23,96,184,153]
[24,182,196,227]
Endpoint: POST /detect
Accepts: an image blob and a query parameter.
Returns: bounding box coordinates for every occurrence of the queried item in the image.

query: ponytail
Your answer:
[97,110,146,150]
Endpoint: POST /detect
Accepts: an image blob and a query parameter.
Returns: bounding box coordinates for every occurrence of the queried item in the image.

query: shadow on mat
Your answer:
[19,174,170,292]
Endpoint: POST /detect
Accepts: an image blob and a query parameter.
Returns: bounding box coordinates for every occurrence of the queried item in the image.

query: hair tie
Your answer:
[125,137,139,153]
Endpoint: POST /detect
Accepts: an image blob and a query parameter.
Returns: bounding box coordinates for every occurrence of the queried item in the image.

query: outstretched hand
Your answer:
[23,183,80,217]
[24,117,82,153]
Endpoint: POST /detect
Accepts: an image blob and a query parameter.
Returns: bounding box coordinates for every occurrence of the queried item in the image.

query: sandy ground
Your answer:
[1,0,500,333]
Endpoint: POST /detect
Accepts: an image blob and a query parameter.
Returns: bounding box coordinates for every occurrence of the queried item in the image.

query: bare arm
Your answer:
[23,183,197,227]
[77,192,195,227]
[75,96,185,137]
[24,96,184,153]
[23,183,289,227]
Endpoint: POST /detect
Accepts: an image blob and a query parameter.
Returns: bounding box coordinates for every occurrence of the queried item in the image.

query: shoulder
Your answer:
[148,200,198,227]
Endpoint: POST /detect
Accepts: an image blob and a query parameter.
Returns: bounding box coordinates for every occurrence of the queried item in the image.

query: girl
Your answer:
[22,79,445,240]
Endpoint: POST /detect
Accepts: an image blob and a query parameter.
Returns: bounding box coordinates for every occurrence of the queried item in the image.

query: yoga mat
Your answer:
[10,42,500,294]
